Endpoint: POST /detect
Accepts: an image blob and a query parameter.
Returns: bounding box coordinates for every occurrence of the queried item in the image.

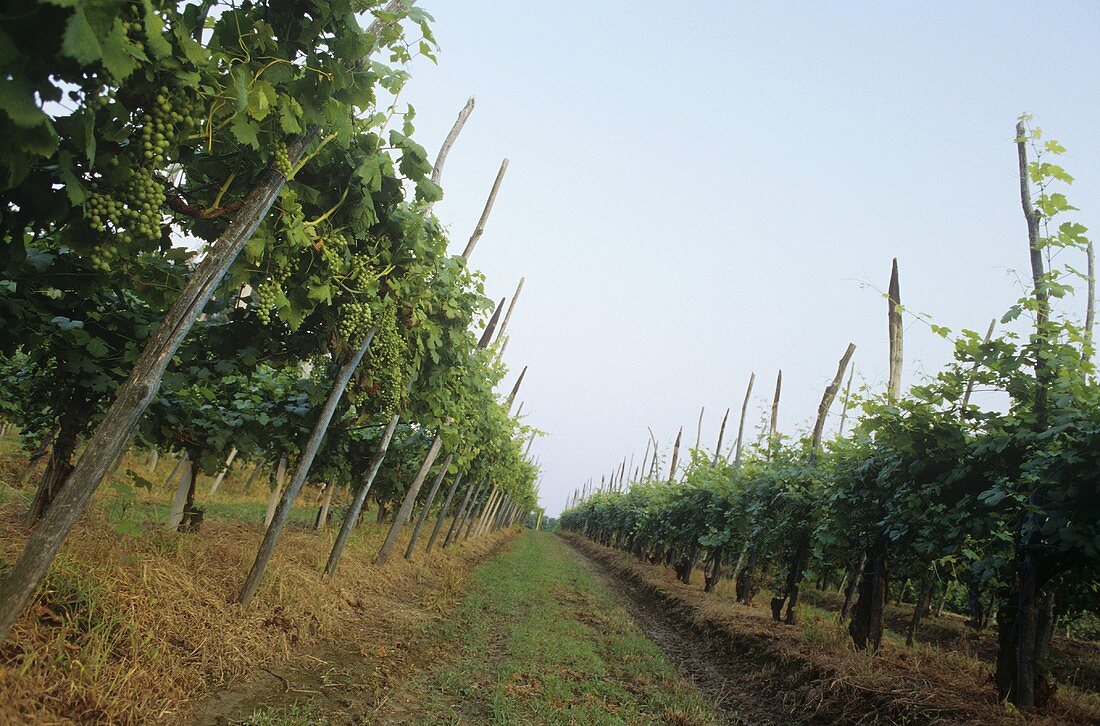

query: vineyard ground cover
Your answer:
[0,438,360,529]
[561,533,1100,725]
[0,442,511,723]
[370,531,722,725]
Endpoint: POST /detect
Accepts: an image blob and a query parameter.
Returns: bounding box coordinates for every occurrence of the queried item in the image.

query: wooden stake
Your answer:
[461,159,509,260]
[887,258,903,402]
[810,344,856,461]
[668,427,683,481]
[264,456,289,529]
[374,434,444,564]
[1085,241,1095,368]
[769,371,782,441]
[429,97,475,189]
[505,366,527,411]
[404,454,454,559]
[165,459,194,531]
[733,372,756,466]
[239,326,377,605]
[694,406,705,452]
[208,446,238,495]
[962,320,996,408]
[712,408,730,467]
[426,471,465,552]
[497,277,525,344]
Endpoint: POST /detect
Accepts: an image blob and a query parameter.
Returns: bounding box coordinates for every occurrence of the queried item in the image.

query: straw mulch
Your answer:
[0,497,512,724]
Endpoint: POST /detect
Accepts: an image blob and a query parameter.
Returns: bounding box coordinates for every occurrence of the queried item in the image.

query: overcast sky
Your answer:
[397,1,1100,516]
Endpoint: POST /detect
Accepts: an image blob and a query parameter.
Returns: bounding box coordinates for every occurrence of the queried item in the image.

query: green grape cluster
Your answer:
[80,83,202,261]
[274,141,293,177]
[338,301,373,344]
[86,243,120,272]
[140,85,200,166]
[348,254,373,288]
[370,303,408,415]
[320,231,349,268]
[272,255,293,283]
[82,166,165,251]
[253,280,281,325]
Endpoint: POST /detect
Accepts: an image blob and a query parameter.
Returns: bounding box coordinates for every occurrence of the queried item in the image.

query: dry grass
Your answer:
[0,446,512,725]
[562,534,1100,725]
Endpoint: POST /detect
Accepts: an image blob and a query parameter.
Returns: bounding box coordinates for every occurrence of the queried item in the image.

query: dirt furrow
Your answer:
[562,538,785,726]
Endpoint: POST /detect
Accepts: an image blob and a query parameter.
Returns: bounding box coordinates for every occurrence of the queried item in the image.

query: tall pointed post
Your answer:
[694,406,705,452]
[668,427,683,481]
[733,372,756,466]
[461,159,509,260]
[887,258,903,402]
[505,367,527,411]
[427,96,475,212]
[712,408,730,467]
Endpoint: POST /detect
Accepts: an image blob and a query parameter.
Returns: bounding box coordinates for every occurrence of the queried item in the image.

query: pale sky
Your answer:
[399,1,1100,516]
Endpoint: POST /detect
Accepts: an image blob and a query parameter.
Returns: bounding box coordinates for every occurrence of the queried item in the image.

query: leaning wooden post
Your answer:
[263,456,289,528]
[163,451,189,489]
[324,414,400,576]
[486,492,508,534]
[1084,241,1095,370]
[495,277,525,352]
[505,367,527,410]
[208,447,238,495]
[404,454,454,559]
[239,329,377,605]
[446,480,483,547]
[464,487,492,541]
[426,96,475,213]
[694,406,705,452]
[712,408,730,467]
[732,373,756,466]
[811,346,857,461]
[426,471,465,552]
[962,320,996,407]
[473,487,501,538]
[242,458,266,494]
[769,371,782,442]
[165,458,195,531]
[667,427,682,481]
[461,159,509,259]
[314,479,336,530]
[837,368,855,437]
[778,344,856,626]
[375,434,445,563]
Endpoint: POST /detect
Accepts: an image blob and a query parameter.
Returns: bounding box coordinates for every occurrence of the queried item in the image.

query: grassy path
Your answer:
[370,531,719,725]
